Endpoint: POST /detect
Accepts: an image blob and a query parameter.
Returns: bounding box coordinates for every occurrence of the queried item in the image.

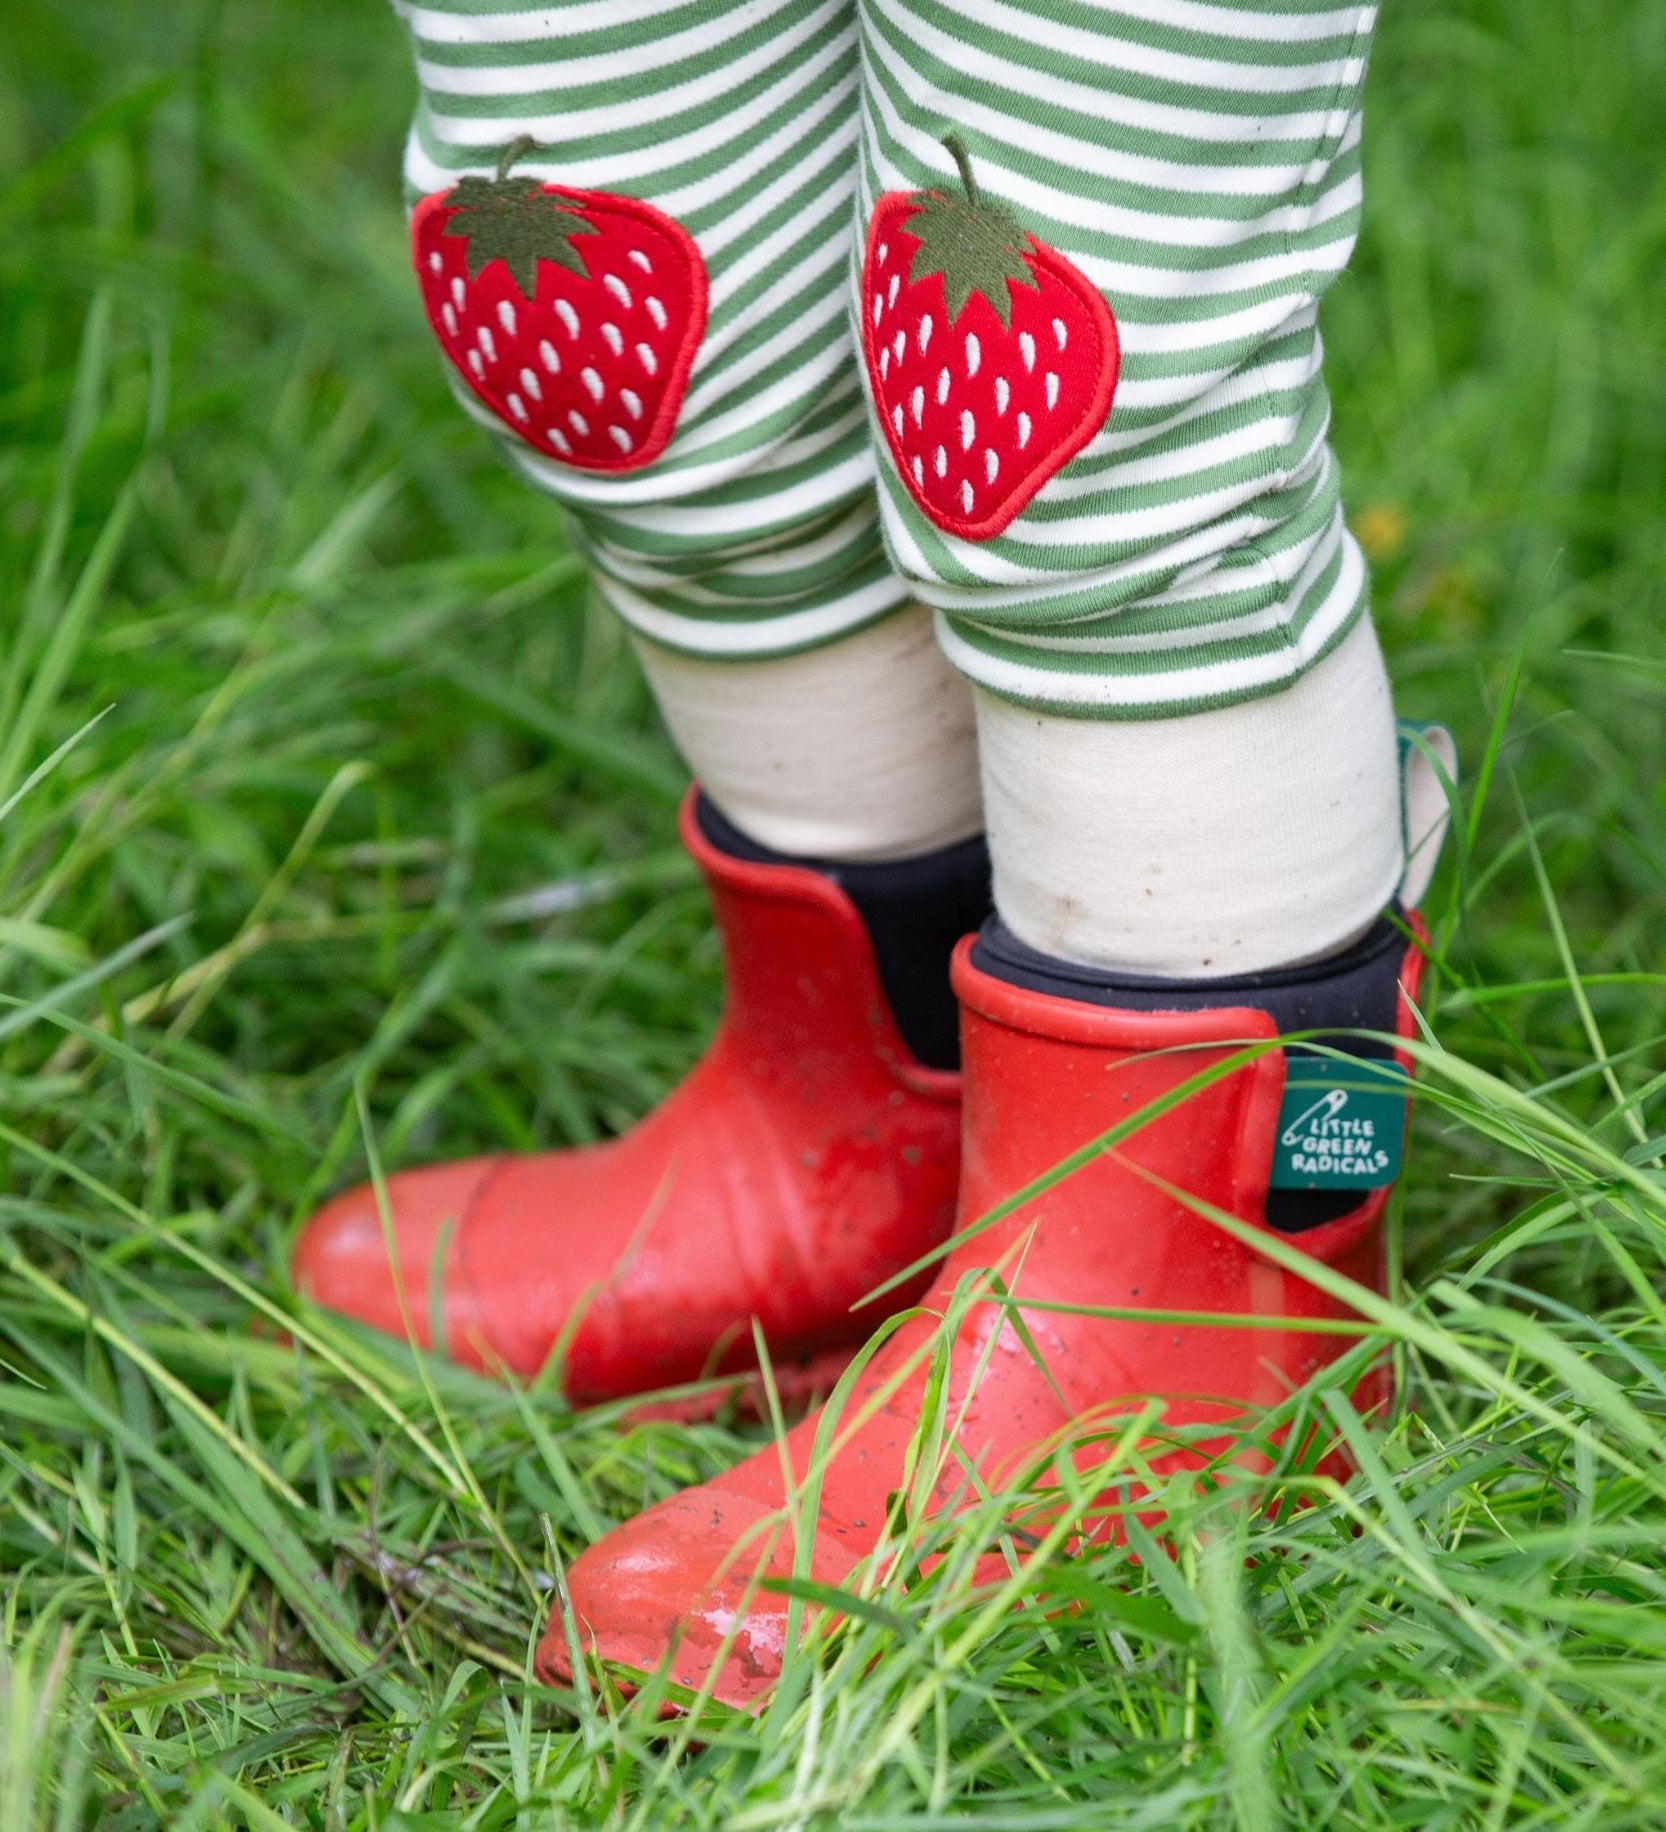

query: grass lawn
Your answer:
[4,0,1666,1824]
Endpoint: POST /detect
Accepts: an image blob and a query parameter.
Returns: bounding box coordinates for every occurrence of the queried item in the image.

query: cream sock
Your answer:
[632,603,983,863]
[975,617,1436,979]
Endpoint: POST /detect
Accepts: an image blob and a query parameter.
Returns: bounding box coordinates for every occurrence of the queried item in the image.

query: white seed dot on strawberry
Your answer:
[604,273,632,310]
[892,404,905,437]
[984,448,999,484]
[645,296,667,332]
[428,252,442,276]
[965,332,980,378]
[442,303,458,338]
[581,366,604,403]
[912,455,924,486]
[636,342,658,376]
[608,425,632,454]
[880,348,890,382]
[1017,411,1032,449]
[934,445,947,477]
[960,409,975,451]
[621,388,643,421]
[872,294,884,327]
[520,367,542,402]
[568,408,590,436]
[878,242,889,268]
[468,350,485,379]
[450,277,465,312]
[892,330,905,365]
[919,314,933,355]
[911,385,924,426]
[887,273,900,310]
[937,367,950,406]
[549,428,572,456]
[601,322,624,357]
[1045,372,1060,410]
[556,299,580,339]
[497,300,517,336]
[478,325,497,363]
[995,376,1010,416]
[1019,331,1036,372]
[539,340,561,375]
[628,248,653,274]
[960,479,974,514]
[1053,316,1068,350]
[508,393,528,422]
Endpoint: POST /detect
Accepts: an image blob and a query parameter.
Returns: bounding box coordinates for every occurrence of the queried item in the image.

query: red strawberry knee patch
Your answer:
[412,137,707,473]
[862,136,1119,541]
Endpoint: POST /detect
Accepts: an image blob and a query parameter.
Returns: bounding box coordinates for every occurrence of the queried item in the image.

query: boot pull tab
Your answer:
[1396,720,1458,909]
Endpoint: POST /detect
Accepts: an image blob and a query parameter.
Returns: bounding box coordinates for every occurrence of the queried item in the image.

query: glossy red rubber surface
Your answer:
[290,793,962,1402]
[540,920,1427,1706]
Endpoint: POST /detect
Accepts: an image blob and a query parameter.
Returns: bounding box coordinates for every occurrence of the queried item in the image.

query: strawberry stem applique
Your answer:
[411,139,709,473]
[440,136,597,298]
[862,134,1120,540]
[903,134,1035,326]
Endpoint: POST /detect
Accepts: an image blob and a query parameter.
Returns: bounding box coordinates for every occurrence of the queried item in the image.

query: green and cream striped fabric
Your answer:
[393,0,1379,718]
[394,0,910,654]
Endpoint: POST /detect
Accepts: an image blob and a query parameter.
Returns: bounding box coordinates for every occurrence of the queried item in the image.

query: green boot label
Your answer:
[1269,1055,1409,1191]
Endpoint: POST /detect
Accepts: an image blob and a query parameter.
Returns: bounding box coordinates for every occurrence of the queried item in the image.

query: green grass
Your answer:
[3,0,1666,1824]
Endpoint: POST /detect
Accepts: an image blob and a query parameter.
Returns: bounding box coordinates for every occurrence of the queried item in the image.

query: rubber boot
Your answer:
[291,791,989,1403]
[537,912,1427,1705]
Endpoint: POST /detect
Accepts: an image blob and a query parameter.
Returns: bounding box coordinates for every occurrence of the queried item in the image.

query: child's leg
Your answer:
[546,0,1459,1707]
[295,0,990,1400]
[399,0,984,855]
[397,0,965,825]
[854,0,1398,972]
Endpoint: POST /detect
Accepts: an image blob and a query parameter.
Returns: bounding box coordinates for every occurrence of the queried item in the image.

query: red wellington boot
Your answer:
[291,792,989,1403]
[538,913,1427,1706]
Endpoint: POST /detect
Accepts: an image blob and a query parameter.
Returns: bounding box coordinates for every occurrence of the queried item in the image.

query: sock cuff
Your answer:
[968,909,1409,1053]
[696,792,988,887]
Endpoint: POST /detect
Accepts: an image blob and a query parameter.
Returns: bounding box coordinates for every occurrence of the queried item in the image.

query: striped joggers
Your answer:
[394,0,1380,722]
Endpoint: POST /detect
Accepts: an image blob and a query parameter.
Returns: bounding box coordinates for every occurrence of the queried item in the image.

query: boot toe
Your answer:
[537,1485,795,1710]
[291,1158,501,1348]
